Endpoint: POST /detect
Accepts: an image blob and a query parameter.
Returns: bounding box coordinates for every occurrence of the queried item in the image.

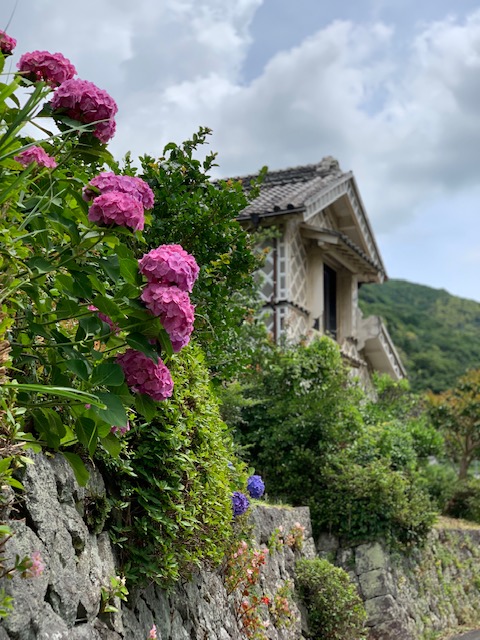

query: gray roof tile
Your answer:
[231,157,347,219]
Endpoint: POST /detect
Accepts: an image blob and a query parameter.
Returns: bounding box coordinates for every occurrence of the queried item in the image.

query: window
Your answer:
[323,264,337,338]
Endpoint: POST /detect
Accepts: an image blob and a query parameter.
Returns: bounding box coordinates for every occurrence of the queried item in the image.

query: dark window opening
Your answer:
[324,264,337,339]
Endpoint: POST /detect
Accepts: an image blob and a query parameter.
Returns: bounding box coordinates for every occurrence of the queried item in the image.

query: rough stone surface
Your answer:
[0,454,312,639]
[2,452,480,640]
[332,528,480,640]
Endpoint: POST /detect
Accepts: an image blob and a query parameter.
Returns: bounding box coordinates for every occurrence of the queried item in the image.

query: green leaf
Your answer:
[119,258,141,285]
[75,417,98,456]
[91,295,124,321]
[62,452,90,487]
[78,315,103,337]
[126,333,159,363]
[1,383,106,407]
[0,457,12,474]
[26,257,52,273]
[92,392,128,428]
[135,394,158,421]
[65,359,90,381]
[91,362,125,387]
[32,408,66,449]
[101,433,122,457]
[99,255,120,283]
[158,329,174,358]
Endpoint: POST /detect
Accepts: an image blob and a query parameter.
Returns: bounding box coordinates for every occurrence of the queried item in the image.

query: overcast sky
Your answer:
[2,0,480,302]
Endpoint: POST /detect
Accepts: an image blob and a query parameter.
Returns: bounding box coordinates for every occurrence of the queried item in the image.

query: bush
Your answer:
[416,463,457,512]
[105,343,246,586]
[444,478,480,523]
[314,457,436,548]
[295,557,367,640]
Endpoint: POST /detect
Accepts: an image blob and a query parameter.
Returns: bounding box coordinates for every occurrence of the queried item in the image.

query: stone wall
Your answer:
[318,527,480,640]
[0,453,315,640]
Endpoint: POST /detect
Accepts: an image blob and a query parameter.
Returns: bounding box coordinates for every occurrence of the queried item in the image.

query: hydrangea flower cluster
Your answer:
[17,51,76,87]
[26,551,45,578]
[247,474,265,499]
[140,283,195,352]
[51,78,118,143]
[14,146,57,169]
[88,192,145,232]
[117,349,173,402]
[138,244,199,293]
[0,30,16,55]
[83,172,154,210]
[232,491,250,517]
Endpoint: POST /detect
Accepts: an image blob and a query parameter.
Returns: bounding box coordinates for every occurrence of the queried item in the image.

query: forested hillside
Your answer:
[358,279,480,392]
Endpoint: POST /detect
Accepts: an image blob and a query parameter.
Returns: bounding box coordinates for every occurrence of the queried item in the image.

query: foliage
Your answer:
[416,463,458,513]
[359,279,480,393]
[443,478,480,523]
[295,557,367,640]
[227,338,437,547]
[140,131,266,378]
[223,535,298,638]
[427,369,480,480]
[100,574,128,614]
[234,336,364,502]
[104,343,246,587]
[313,455,436,547]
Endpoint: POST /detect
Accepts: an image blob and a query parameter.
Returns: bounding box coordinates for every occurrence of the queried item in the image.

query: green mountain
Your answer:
[358,279,480,393]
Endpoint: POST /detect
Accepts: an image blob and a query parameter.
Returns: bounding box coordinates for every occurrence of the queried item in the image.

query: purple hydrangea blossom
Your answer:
[0,30,16,55]
[140,283,195,352]
[82,172,154,210]
[14,146,57,169]
[138,245,199,293]
[51,78,118,143]
[232,491,250,517]
[247,475,265,499]
[17,51,76,87]
[117,349,173,401]
[88,191,144,231]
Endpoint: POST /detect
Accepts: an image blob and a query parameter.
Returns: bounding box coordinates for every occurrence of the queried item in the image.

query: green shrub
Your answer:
[314,457,436,548]
[105,343,246,586]
[295,557,367,640]
[416,463,457,512]
[444,478,480,522]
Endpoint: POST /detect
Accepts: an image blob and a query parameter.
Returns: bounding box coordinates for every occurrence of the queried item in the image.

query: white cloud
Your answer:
[3,1,480,298]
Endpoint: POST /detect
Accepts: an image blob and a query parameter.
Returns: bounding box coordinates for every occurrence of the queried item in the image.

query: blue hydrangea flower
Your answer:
[232,491,250,517]
[247,474,265,499]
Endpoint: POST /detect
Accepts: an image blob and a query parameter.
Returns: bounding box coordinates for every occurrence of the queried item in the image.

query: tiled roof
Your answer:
[233,157,348,219]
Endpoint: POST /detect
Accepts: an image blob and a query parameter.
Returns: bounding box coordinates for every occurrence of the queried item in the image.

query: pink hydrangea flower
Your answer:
[17,51,76,87]
[83,172,154,210]
[139,245,199,293]
[27,551,45,578]
[88,192,144,232]
[140,284,195,352]
[0,30,16,55]
[87,305,120,334]
[111,421,130,436]
[51,78,118,143]
[14,146,57,169]
[117,349,173,401]
[148,625,157,639]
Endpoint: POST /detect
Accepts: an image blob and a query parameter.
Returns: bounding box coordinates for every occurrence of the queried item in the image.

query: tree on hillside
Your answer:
[428,369,480,480]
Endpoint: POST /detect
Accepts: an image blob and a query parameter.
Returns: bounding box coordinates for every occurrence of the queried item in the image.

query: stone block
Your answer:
[359,569,395,600]
[355,542,389,575]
